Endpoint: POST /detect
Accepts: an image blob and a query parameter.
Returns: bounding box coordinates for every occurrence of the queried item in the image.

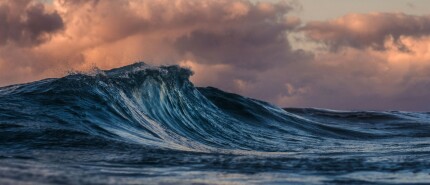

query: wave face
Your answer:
[1,62,430,184]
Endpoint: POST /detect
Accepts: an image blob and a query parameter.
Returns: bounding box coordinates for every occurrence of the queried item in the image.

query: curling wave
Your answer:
[1,62,430,153]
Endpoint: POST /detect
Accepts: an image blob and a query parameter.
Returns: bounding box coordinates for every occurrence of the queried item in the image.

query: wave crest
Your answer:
[1,62,430,153]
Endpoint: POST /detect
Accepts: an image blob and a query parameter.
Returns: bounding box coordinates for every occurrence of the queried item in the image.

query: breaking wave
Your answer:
[1,62,430,184]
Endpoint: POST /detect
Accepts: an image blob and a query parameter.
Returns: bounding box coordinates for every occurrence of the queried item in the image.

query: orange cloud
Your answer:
[2,1,430,110]
[302,12,430,50]
[0,0,300,85]
[281,35,430,110]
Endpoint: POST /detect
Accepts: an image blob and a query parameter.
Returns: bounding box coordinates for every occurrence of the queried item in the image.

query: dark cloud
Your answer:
[174,21,303,69]
[171,1,302,69]
[0,0,63,46]
[301,13,430,50]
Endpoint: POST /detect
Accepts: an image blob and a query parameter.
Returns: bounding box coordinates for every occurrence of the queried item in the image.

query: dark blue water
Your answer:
[1,62,430,184]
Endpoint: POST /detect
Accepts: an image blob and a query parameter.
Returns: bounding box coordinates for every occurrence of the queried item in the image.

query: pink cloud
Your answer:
[1,1,430,110]
[302,12,430,50]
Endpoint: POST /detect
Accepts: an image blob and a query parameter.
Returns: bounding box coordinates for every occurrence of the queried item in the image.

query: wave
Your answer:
[1,62,430,153]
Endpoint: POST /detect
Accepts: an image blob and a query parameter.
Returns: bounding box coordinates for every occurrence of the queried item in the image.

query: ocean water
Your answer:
[1,62,430,185]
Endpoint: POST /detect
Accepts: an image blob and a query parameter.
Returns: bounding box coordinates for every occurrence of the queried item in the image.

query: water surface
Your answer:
[1,63,429,184]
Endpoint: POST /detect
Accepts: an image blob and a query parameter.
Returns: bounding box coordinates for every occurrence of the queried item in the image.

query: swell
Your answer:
[1,62,430,153]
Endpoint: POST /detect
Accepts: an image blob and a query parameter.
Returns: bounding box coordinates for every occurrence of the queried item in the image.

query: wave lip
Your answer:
[1,62,430,153]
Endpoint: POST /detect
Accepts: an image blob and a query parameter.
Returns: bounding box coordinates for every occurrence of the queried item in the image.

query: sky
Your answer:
[1,0,430,111]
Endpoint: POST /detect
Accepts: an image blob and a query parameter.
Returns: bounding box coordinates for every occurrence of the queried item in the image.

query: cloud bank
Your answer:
[0,0,307,101]
[1,0,430,111]
[295,12,430,110]
[302,12,430,50]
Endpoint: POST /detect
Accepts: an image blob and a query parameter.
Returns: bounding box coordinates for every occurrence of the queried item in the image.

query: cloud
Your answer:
[280,34,430,111]
[170,2,302,70]
[0,0,64,46]
[0,0,307,91]
[174,20,302,69]
[2,1,430,111]
[301,12,430,50]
